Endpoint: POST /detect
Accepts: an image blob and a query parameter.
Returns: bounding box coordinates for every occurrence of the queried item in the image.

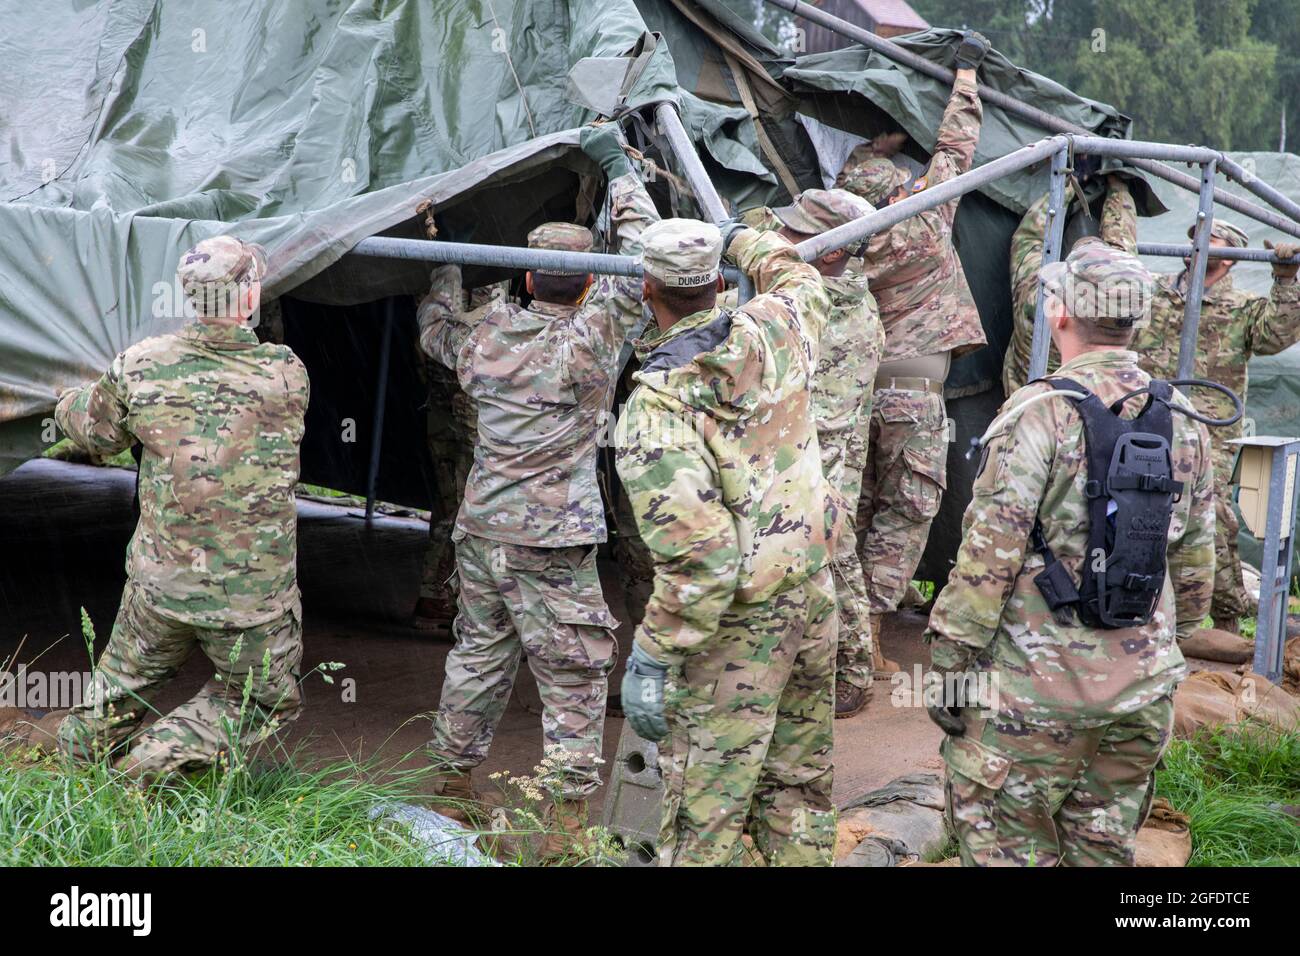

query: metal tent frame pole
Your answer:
[761,0,1300,239]
[653,102,758,304]
[1178,160,1219,381]
[1028,145,1069,381]
[364,299,396,525]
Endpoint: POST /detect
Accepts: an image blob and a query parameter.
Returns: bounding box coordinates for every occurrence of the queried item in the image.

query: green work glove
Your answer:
[621,643,669,742]
[954,31,991,72]
[580,123,634,179]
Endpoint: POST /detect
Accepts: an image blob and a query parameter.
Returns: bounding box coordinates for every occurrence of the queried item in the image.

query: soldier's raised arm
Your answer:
[1167,410,1216,640]
[576,124,661,361]
[55,356,134,458]
[726,226,832,350]
[1003,183,1074,394]
[1100,175,1139,255]
[1245,239,1300,355]
[925,32,988,211]
[614,390,741,663]
[924,398,1053,671]
[417,263,479,370]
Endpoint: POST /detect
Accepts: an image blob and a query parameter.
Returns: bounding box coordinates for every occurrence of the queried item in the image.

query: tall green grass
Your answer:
[0,751,450,866]
[1156,728,1300,866]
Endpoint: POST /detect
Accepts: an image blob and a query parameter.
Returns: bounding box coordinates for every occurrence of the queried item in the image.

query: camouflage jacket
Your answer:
[615,228,840,662]
[840,74,985,363]
[418,171,656,547]
[722,211,884,491]
[55,321,310,629]
[926,349,1213,727]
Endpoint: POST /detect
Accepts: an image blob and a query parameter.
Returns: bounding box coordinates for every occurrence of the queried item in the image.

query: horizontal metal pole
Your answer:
[1217,155,1300,226]
[353,235,642,276]
[351,235,743,282]
[655,102,731,224]
[796,136,1067,260]
[763,0,1300,239]
[1138,242,1299,264]
[1067,136,1218,165]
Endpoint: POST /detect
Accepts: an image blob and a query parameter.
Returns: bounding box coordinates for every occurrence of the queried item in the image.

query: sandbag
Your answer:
[835,773,950,866]
[1135,798,1192,867]
[1180,628,1254,664]
[1174,670,1300,738]
[1283,636,1300,698]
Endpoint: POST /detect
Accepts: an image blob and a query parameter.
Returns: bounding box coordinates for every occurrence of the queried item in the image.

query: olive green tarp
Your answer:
[0,0,777,480]
[2,0,1179,525]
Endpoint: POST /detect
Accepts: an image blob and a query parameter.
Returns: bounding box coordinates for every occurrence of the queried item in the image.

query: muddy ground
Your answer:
[0,459,943,811]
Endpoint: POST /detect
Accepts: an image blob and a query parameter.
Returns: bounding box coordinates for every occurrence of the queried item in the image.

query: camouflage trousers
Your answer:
[429,532,618,798]
[942,697,1174,867]
[832,455,874,689]
[657,568,839,867]
[420,371,477,602]
[58,582,304,776]
[1211,453,1250,622]
[857,383,948,613]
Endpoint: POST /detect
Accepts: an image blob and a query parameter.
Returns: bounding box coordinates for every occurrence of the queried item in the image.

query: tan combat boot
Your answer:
[539,797,591,864]
[870,613,902,679]
[429,768,478,825]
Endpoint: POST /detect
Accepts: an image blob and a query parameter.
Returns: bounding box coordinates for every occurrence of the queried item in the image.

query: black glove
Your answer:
[954,31,991,72]
[927,702,966,736]
[580,123,635,179]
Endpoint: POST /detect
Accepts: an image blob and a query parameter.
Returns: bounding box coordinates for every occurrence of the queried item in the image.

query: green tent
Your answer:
[1,0,1199,545]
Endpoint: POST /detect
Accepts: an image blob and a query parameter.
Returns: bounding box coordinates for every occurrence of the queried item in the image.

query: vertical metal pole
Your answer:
[653,102,754,304]
[1028,144,1070,381]
[1253,442,1300,682]
[653,102,729,225]
[364,299,395,526]
[1177,159,1218,383]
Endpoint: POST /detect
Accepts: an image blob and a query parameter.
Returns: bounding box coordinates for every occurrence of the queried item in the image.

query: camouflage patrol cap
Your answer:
[847,158,910,206]
[772,188,875,236]
[177,236,267,317]
[527,222,594,275]
[1187,219,1249,248]
[1040,237,1154,329]
[640,218,723,289]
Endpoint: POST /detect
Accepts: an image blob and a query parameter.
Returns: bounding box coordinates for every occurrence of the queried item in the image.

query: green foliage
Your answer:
[910,0,1289,149]
[1156,728,1300,866]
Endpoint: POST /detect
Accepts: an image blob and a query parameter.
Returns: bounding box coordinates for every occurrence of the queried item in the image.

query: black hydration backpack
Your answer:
[1031,377,1185,629]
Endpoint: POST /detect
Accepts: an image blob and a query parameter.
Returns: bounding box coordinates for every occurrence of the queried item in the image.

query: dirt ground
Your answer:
[0,459,943,812]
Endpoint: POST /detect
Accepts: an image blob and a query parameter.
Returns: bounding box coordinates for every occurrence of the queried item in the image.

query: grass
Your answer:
[0,749,451,866]
[1155,728,1300,866]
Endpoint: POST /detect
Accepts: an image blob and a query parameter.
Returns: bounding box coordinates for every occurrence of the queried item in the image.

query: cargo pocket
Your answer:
[941,732,1012,791]
[899,440,946,523]
[526,546,619,679]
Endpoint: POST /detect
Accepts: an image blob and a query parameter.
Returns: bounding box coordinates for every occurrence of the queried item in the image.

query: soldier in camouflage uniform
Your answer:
[54,236,310,780]
[1007,180,1300,629]
[412,285,507,634]
[1117,198,1300,632]
[616,218,842,867]
[724,191,884,718]
[837,35,989,668]
[419,125,657,849]
[927,240,1214,866]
